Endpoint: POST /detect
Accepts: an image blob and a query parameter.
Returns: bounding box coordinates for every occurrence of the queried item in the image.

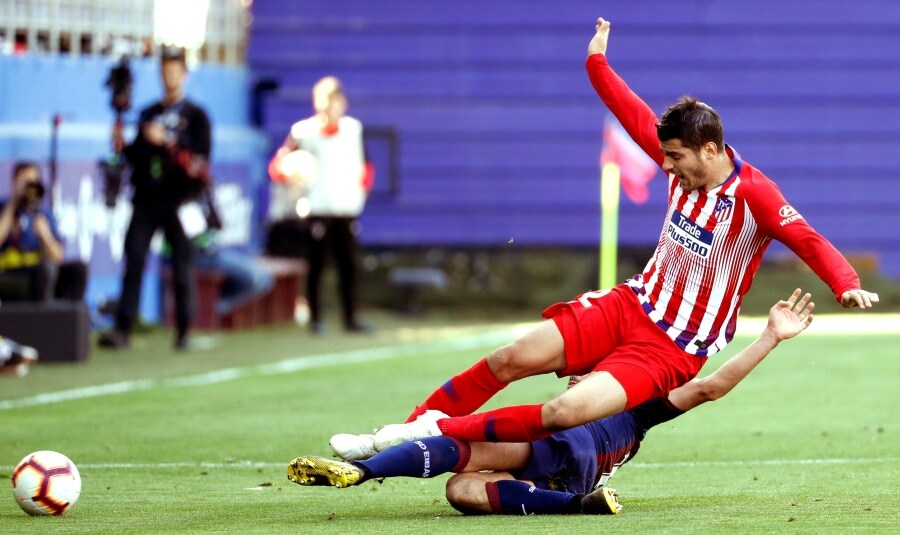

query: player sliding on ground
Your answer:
[355,17,877,452]
[289,290,815,516]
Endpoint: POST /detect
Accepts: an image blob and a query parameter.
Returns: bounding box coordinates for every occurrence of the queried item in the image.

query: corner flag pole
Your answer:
[600,162,621,289]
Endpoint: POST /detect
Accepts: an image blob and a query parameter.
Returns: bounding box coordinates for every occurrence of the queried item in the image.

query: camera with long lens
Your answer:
[98,155,127,208]
[105,57,133,114]
[100,56,133,208]
[23,182,45,202]
[16,181,46,214]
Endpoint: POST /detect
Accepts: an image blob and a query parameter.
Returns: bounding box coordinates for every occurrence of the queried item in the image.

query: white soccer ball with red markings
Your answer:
[11,451,81,516]
[278,149,319,188]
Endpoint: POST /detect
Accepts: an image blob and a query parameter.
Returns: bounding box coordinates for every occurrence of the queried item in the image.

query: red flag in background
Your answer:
[600,116,658,204]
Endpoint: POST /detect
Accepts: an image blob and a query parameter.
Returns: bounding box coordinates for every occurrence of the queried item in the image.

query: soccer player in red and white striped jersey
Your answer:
[588,43,862,357]
[364,17,879,451]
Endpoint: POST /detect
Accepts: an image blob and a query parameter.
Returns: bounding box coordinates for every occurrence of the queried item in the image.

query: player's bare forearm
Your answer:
[35,215,64,264]
[667,289,814,411]
[40,238,64,265]
[0,200,16,243]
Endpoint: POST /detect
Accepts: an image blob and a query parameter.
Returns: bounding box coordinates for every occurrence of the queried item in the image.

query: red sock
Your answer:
[405,358,507,422]
[437,404,549,442]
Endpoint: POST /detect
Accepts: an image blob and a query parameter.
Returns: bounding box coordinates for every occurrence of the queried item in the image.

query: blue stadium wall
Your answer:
[248,0,900,278]
[0,55,269,323]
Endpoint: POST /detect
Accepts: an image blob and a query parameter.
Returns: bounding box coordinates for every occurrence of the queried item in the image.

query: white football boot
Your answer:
[329,433,377,461]
[372,410,448,452]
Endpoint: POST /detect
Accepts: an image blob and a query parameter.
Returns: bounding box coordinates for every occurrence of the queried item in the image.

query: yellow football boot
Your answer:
[581,486,623,515]
[287,455,363,488]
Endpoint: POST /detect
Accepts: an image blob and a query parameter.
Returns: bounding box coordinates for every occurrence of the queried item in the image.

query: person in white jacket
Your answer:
[269,76,373,334]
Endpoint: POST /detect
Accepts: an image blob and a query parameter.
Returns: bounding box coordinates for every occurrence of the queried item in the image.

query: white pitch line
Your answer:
[630,457,900,468]
[0,324,534,411]
[1,457,896,472]
[1,314,897,412]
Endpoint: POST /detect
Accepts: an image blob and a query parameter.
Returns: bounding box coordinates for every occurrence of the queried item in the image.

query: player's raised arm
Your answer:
[585,18,665,166]
[667,289,815,412]
[587,17,611,57]
[739,176,878,310]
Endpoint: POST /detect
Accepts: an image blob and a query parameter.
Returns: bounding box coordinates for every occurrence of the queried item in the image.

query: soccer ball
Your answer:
[11,451,81,516]
[278,149,319,188]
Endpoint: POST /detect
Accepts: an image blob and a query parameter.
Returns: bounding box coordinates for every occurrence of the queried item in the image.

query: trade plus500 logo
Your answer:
[667,211,713,257]
[778,205,804,226]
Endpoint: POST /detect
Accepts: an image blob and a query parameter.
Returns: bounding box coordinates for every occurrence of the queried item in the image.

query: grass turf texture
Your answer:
[1,316,897,532]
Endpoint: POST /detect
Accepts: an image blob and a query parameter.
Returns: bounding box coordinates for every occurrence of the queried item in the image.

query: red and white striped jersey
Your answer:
[587,54,860,356]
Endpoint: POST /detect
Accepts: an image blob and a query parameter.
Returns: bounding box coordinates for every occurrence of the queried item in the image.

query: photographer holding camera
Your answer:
[0,161,65,302]
[99,47,212,351]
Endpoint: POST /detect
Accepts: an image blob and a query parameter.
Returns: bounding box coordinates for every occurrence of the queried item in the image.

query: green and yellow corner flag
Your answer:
[599,116,659,289]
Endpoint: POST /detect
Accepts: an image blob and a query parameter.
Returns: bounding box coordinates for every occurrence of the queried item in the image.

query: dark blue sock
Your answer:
[354,436,463,480]
[487,480,582,515]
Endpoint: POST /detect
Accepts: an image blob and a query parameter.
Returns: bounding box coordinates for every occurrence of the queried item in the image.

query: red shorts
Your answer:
[542,284,706,409]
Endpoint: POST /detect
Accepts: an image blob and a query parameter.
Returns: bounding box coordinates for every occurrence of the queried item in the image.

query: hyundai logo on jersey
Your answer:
[778,204,804,226]
[778,205,798,218]
[667,211,713,257]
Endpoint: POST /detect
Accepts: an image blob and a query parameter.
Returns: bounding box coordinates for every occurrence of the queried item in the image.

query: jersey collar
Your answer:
[721,144,743,187]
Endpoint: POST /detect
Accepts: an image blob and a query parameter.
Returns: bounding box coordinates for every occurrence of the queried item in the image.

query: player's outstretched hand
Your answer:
[588,17,611,57]
[767,288,814,342]
[840,289,879,309]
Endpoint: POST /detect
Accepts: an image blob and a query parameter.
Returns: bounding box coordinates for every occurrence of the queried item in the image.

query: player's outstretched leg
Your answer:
[375,404,550,451]
[482,480,622,515]
[379,371,630,447]
[291,436,468,489]
[287,456,363,488]
[405,320,565,422]
[355,435,467,479]
[374,410,449,451]
[405,357,507,422]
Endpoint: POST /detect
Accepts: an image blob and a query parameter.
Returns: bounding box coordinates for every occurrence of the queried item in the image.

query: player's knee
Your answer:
[541,396,586,431]
[487,342,532,383]
[445,474,488,515]
[445,474,466,505]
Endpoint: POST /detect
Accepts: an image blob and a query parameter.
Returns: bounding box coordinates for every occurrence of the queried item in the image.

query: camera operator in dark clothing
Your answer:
[99,47,212,350]
[0,162,65,301]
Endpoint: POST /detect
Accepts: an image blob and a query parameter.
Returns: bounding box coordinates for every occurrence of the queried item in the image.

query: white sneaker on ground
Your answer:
[372,410,448,452]
[329,433,377,461]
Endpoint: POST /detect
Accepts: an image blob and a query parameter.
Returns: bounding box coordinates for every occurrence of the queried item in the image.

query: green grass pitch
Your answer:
[1,315,897,533]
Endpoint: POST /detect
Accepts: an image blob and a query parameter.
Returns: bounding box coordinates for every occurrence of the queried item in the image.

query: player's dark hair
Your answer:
[160,45,187,67]
[657,96,724,151]
[11,161,39,181]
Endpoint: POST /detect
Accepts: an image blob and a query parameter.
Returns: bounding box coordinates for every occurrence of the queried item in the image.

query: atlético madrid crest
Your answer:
[714,197,733,223]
